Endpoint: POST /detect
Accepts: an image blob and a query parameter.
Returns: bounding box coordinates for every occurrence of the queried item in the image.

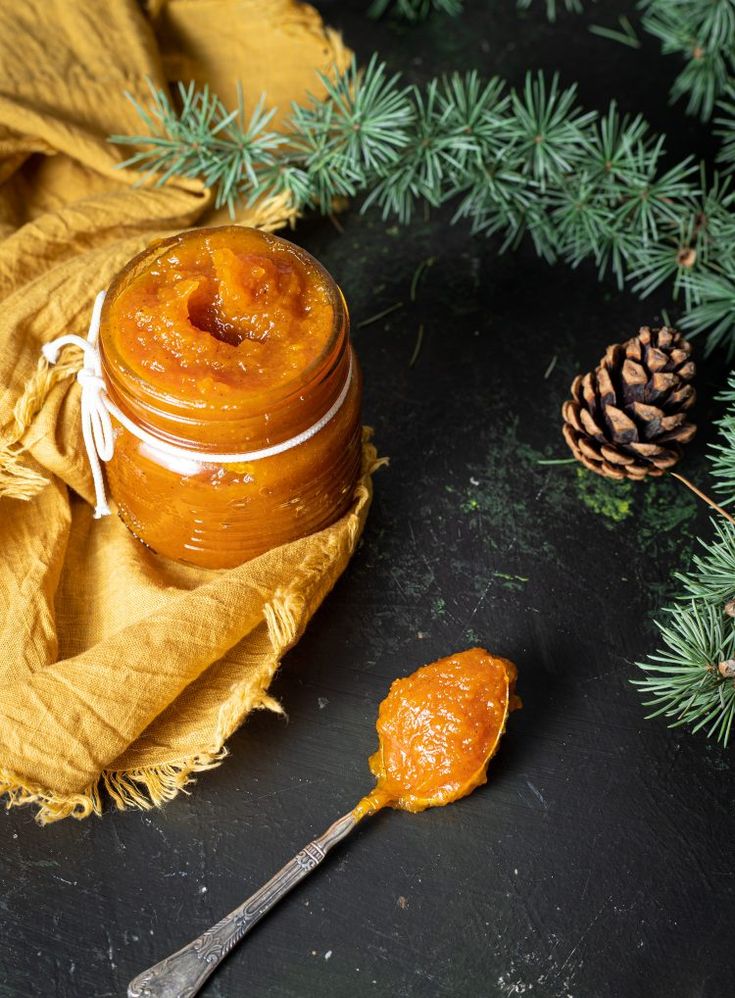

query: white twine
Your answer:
[42,290,354,519]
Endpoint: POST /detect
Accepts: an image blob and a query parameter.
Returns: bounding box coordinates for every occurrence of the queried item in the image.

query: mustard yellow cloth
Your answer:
[0,0,379,824]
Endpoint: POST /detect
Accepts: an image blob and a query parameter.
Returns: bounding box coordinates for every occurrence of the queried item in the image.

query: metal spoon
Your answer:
[127,807,366,998]
[128,649,518,998]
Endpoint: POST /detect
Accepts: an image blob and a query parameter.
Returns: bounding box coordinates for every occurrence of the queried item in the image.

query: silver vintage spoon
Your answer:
[128,648,518,998]
[127,809,361,998]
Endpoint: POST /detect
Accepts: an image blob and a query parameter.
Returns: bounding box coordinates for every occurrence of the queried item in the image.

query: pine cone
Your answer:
[562,326,696,480]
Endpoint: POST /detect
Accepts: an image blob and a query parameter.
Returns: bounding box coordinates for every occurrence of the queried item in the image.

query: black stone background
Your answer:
[1,2,734,996]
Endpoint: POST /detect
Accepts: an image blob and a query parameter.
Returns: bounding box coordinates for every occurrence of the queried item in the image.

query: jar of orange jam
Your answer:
[98,226,362,569]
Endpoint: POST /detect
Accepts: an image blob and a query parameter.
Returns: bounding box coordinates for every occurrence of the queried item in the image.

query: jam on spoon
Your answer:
[128,648,520,998]
[356,647,520,817]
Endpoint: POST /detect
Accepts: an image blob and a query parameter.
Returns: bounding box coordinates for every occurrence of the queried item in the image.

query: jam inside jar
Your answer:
[98,225,363,569]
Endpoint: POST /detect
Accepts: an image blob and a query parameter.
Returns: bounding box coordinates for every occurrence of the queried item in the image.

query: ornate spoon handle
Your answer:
[128,811,358,998]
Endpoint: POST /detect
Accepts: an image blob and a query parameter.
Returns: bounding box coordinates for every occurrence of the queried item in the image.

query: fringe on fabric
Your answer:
[1,437,387,825]
[0,696,283,826]
[0,753,225,826]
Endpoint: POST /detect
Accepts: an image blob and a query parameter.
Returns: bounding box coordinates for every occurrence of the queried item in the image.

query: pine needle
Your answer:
[410,257,434,302]
[409,323,425,367]
[589,17,641,50]
[356,301,404,329]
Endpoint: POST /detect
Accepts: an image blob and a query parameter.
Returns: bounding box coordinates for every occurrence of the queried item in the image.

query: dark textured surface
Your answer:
[2,3,734,997]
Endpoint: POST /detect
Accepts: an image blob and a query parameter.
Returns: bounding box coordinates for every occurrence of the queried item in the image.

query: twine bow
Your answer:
[42,290,112,517]
[40,290,356,523]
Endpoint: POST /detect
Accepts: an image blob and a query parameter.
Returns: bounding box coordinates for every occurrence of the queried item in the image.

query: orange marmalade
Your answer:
[99,226,362,569]
[355,648,519,817]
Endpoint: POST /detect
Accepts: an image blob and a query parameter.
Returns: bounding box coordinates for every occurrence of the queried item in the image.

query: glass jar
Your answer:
[98,226,363,570]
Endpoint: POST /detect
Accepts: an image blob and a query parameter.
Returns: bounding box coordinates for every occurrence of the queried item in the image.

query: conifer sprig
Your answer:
[635,374,735,746]
[374,0,735,124]
[110,57,735,356]
[639,0,735,122]
[633,599,735,745]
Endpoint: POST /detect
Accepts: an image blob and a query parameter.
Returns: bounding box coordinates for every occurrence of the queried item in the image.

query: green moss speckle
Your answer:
[437,414,700,613]
[432,597,446,618]
[572,465,698,557]
[574,467,634,526]
[462,496,481,512]
[455,421,571,560]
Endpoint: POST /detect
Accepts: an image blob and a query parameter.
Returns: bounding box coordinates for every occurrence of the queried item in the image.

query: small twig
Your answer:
[537,457,576,465]
[356,301,404,329]
[410,257,435,302]
[328,212,345,234]
[543,355,558,379]
[409,323,425,367]
[670,471,735,526]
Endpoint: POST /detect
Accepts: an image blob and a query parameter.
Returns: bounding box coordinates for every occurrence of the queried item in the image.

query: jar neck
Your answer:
[100,310,351,453]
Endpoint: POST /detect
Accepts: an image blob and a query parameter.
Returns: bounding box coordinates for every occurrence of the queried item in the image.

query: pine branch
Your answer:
[370,0,735,124]
[633,599,735,745]
[110,58,735,356]
[110,80,286,215]
[635,379,735,746]
[639,0,735,122]
[591,2,735,123]
[677,517,735,604]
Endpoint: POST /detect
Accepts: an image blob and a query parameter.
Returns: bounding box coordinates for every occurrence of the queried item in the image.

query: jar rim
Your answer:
[98,225,348,423]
